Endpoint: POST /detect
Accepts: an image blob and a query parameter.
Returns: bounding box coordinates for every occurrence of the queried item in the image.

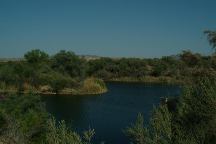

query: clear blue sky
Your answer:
[0,0,216,58]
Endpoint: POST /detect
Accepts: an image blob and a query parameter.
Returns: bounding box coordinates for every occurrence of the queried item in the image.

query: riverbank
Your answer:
[0,78,108,95]
[106,76,183,85]
[0,76,183,95]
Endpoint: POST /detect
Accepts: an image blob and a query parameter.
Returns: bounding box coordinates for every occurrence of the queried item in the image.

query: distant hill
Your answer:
[79,55,102,61]
[0,55,102,62]
[0,54,180,62]
[0,58,24,62]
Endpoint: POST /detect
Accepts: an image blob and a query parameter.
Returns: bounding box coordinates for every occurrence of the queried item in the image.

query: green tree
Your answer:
[45,118,83,144]
[124,113,150,144]
[51,50,85,78]
[174,78,216,143]
[48,71,75,94]
[0,93,48,144]
[24,49,49,64]
[0,64,16,85]
[125,105,172,144]
[149,106,172,144]
[179,50,201,67]
[45,118,95,144]
[204,30,216,50]
[151,60,167,77]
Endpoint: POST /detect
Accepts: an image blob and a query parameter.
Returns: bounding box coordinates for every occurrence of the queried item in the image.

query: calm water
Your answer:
[43,82,180,144]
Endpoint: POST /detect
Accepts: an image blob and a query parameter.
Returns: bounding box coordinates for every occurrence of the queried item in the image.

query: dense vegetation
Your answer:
[0,93,95,144]
[1,48,216,94]
[86,31,216,83]
[87,50,216,84]
[0,30,216,143]
[0,50,107,95]
[125,77,216,144]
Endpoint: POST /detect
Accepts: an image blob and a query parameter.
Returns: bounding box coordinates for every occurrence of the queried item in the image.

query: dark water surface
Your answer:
[43,82,180,144]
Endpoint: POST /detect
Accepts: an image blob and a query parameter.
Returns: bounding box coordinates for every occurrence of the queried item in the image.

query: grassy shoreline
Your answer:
[0,76,183,95]
[105,76,184,85]
[0,88,108,95]
[0,78,108,96]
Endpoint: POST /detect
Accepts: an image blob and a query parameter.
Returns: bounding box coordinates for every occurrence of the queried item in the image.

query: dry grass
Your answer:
[81,77,107,94]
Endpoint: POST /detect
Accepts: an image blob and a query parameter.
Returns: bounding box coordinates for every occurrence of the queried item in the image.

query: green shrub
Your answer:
[125,77,216,144]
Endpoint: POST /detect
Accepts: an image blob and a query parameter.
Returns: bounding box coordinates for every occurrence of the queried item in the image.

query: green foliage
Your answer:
[149,106,172,144]
[124,113,150,144]
[2,48,216,94]
[83,128,95,144]
[0,63,17,85]
[49,72,74,93]
[125,77,216,144]
[45,118,95,144]
[0,93,95,144]
[0,93,48,143]
[174,78,216,143]
[151,60,167,77]
[24,49,49,64]
[204,30,216,49]
[125,106,172,144]
[0,118,28,144]
[87,58,148,79]
[45,118,83,144]
[85,50,216,84]
[180,50,201,67]
[51,50,85,78]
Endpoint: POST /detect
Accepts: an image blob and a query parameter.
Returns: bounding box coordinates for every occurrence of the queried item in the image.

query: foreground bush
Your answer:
[125,105,172,144]
[0,93,48,143]
[125,77,216,144]
[0,93,95,144]
[45,118,95,144]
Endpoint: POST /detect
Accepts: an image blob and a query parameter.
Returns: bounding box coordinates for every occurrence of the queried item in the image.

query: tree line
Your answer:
[0,50,106,94]
[1,48,216,92]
